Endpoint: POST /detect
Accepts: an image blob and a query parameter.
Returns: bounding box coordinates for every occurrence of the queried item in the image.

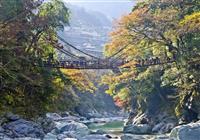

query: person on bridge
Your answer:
[136,60,141,67]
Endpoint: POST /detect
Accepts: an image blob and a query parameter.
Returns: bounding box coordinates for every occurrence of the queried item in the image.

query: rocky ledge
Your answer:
[170,120,200,140]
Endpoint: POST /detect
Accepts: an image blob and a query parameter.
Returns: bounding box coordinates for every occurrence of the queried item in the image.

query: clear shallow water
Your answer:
[88,120,124,132]
[87,120,170,140]
[87,120,124,139]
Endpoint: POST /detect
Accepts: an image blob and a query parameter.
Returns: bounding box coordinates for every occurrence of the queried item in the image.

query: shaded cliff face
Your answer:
[58,4,112,57]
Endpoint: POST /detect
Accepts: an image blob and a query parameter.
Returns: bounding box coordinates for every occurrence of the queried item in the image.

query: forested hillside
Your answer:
[0,0,97,118]
[58,4,111,57]
[0,0,119,119]
[103,0,200,125]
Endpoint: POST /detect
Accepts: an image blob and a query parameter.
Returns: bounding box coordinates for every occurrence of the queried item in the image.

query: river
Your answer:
[86,119,170,140]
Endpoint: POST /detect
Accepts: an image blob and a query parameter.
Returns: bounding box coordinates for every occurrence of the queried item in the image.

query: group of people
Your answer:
[45,55,110,68]
[44,53,176,69]
[135,56,175,67]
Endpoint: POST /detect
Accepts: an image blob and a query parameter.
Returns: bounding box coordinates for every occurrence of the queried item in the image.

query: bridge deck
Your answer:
[35,60,175,69]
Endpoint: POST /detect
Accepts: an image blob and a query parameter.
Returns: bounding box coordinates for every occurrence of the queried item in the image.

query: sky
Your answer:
[62,0,135,19]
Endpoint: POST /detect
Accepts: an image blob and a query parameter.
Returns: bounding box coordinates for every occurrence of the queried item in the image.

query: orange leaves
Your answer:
[114,96,126,107]
[101,69,137,90]
[113,87,130,108]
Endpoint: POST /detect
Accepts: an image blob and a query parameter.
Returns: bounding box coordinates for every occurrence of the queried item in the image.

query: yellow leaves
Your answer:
[179,11,200,33]
[52,77,64,91]
[117,87,130,101]
[102,70,136,88]
[116,70,137,83]
[5,95,14,105]
[120,60,138,68]
[105,84,116,96]
[61,69,96,93]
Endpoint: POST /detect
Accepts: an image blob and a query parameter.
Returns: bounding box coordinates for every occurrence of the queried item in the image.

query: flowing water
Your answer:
[87,120,170,140]
[87,120,124,139]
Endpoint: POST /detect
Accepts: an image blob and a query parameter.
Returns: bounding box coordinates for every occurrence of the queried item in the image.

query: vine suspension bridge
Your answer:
[3,5,176,71]
[36,35,176,70]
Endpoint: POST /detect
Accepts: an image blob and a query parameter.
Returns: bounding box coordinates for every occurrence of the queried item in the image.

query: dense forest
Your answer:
[0,0,97,118]
[103,0,200,124]
[0,0,200,139]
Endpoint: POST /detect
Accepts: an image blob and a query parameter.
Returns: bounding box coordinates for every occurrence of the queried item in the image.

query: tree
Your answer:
[0,0,94,117]
[103,0,200,122]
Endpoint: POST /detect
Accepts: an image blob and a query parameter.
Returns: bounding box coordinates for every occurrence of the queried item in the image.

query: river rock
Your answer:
[2,119,45,138]
[63,138,77,140]
[43,133,57,140]
[0,132,10,139]
[12,138,40,140]
[54,121,89,138]
[170,121,200,140]
[152,122,176,134]
[60,112,70,117]
[5,112,20,121]
[37,117,56,134]
[81,134,109,140]
[121,134,171,140]
[121,134,152,140]
[94,129,107,135]
[0,126,4,132]
[46,113,62,121]
[60,116,80,122]
[123,124,152,134]
[46,113,80,122]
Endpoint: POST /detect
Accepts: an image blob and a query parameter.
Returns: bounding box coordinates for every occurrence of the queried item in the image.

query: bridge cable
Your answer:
[57,36,100,60]
[107,44,130,60]
[57,48,81,60]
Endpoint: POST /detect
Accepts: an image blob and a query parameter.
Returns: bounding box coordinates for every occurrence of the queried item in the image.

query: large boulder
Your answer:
[54,121,89,138]
[170,121,200,140]
[46,113,80,122]
[5,112,20,122]
[37,117,56,134]
[2,119,45,138]
[152,122,176,134]
[123,124,152,134]
[43,133,57,140]
[126,111,178,134]
[46,113,62,121]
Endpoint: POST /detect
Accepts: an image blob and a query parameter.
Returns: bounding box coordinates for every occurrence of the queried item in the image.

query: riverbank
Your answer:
[0,112,200,140]
[0,112,125,140]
